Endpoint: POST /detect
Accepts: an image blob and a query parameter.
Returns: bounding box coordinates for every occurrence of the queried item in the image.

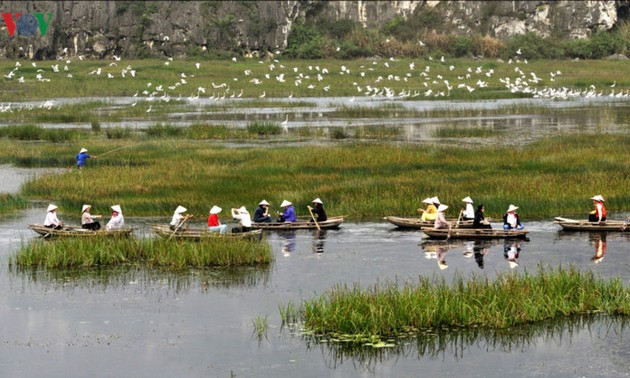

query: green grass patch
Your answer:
[10,236,272,269]
[280,266,630,345]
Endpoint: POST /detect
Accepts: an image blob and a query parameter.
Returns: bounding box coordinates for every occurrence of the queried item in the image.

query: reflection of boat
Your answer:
[151,225,262,240]
[251,216,344,230]
[554,217,629,232]
[28,224,134,238]
[384,216,475,229]
[312,229,327,253]
[280,231,297,254]
[422,227,529,240]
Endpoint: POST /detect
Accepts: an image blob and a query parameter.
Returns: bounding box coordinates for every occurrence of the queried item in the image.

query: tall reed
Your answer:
[280,266,630,344]
[10,236,272,269]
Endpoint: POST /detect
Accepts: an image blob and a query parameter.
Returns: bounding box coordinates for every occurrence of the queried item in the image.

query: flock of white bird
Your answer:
[1,51,628,115]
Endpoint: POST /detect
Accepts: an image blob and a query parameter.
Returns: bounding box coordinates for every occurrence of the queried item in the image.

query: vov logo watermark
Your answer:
[2,12,53,37]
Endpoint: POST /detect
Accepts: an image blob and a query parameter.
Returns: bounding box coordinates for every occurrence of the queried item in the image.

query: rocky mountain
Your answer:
[0,0,628,59]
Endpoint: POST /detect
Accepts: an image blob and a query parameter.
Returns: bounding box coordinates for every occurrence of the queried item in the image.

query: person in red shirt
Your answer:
[207,205,227,234]
[588,195,607,223]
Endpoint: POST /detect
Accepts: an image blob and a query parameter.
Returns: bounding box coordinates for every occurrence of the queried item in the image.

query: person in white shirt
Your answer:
[169,205,191,230]
[105,204,125,230]
[461,196,475,220]
[231,206,252,232]
[44,204,64,229]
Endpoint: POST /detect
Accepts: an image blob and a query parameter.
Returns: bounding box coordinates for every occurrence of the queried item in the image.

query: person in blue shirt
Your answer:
[76,148,93,168]
[278,200,297,222]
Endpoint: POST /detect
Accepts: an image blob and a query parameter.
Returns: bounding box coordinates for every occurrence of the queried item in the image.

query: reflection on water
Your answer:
[503,240,522,269]
[280,231,296,256]
[312,229,327,254]
[590,233,607,264]
[305,315,629,371]
[8,264,272,293]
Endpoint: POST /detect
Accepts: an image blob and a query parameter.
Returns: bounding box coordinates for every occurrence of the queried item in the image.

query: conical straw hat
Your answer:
[210,205,222,214]
[47,204,58,212]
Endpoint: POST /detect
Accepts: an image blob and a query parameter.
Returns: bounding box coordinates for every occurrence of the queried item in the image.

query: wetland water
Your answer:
[1,96,630,376]
[1,207,630,377]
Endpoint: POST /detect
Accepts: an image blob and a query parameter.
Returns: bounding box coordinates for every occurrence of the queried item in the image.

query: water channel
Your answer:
[1,97,629,376]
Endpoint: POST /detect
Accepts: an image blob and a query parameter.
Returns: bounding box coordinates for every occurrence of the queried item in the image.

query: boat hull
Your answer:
[384,216,477,229]
[251,216,344,230]
[422,227,529,240]
[151,225,262,240]
[28,224,134,238]
[554,217,629,232]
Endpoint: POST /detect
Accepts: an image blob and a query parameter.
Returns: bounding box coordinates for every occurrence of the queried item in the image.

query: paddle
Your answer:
[168,215,191,240]
[455,210,463,229]
[307,206,321,231]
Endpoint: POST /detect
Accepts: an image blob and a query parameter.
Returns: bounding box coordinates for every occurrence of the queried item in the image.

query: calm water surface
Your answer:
[1,205,630,377]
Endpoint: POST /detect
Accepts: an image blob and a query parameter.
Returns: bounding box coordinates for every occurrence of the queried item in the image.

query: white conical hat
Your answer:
[506,204,519,213]
[438,262,448,270]
[175,205,187,214]
[47,204,58,212]
[507,260,519,269]
[422,197,433,204]
[312,198,323,204]
[437,204,449,212]
[590,195,605,202]
[79,148,88,153]
[430,196,441,204]
[280,200,292,207]
[82,204,91,213]
[210,205,222,214]
[238,206,248,213]
[111,204,122,213]
[259,200,270,206]
[462,196,473,203]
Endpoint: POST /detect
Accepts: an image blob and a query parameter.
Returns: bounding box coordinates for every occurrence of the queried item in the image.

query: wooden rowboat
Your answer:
[250,216,344,230]
[422,227,529,240]
[151,225,262,240]
[384,216,477,229]
[28,224,134,238]
[554,217,630,232]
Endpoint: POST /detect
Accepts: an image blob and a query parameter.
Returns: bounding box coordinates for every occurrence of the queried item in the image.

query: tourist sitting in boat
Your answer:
[253,200,273,223]
[461,196,475,220]
[434,204,450,229]
[170,205,191,231]
[76,147,92,169]
[231,206,252,232]
[472,204,491,229]
[207,205,227,234]
[588,195,607,223]
[81,204,101,230]
[503,204,524,230]
[105,204,124,231]
[278,200,297,222]
[308,198,328,222]
[44,204,64,229]
[419,196,439,221]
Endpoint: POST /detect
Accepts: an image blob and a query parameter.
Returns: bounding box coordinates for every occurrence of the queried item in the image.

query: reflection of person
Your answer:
[434,204,450,229]
[503,240,521,268]
[207,205,227,234]
[81,204,101,230]
[231,206,252,232]
[473,240,490,269]
[105,204,124,230]
[503,204,524,230]
[312,229,327,253]
[419,197,439,221]
[254,200,273,223]
[588,195,607,223]
[76,148,93,169]
[436,246,448,270]
[281,231,296,255]
[169,205,190,230]
[473,204,491,229]
[44,204,64,229]
[278,200,297,222]
[308,198,328,222]
[463,241,474,258]
[461,196,475,220]
[590,233,606,263]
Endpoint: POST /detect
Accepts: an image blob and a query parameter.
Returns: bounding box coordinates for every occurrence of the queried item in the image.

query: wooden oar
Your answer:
[455,210,463,229]
[168,215,191,240]
[93,144,139,158]
[307,206,321,231]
